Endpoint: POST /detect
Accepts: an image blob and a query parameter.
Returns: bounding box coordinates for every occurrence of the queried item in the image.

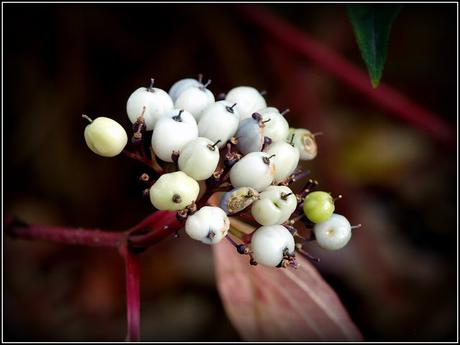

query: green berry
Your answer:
[303,191,335,223]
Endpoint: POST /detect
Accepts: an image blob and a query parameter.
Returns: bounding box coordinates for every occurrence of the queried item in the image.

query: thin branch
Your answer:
[127,211,183,250]
[5,218,123,248]
[5,209,183,252]
[127,211,169,235]
[237,5,454,144]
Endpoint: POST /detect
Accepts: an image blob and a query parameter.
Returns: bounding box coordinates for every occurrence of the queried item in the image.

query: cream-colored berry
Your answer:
[313,213,352,250]
[178,137,220,181]
[198,100,240,149]
[251,186,297,225]
[126,85,173,131]
[229,152,275,192]
[149,171,199,211]
[84,116,128,157]
[289,128,318,160]
[151,109,198,162]
[225,86,266,122]
[250,225,295,267]
[174,85,215,121]
[258,107,289,142]
[185,206,230,244]
[264,141,300,183]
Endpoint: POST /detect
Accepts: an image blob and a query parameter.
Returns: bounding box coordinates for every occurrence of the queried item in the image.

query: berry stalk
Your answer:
[127,211,183,250]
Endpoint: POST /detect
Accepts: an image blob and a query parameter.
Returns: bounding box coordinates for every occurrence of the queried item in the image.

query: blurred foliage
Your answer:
[3,3,457,341]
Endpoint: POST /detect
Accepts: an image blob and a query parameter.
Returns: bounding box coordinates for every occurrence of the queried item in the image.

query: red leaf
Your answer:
[213,239,363,341]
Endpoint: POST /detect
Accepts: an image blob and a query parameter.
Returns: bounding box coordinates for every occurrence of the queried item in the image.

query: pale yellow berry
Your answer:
[84,116,128,157]
[149,171,199,211]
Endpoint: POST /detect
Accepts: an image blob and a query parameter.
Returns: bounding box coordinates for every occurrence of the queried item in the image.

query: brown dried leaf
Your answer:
[213,239,363,341]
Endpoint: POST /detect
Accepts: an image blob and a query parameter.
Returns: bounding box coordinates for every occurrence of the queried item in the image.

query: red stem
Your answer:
[5,219,124,248]
[237,5,454,145]
[119,244,141,342]
[127,211,183,249]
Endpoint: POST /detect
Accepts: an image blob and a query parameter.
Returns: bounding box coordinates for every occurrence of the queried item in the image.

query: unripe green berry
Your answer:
[303,191,335,223]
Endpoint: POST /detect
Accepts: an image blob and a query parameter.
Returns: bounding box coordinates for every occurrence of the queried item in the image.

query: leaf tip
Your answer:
[371,78,380,89]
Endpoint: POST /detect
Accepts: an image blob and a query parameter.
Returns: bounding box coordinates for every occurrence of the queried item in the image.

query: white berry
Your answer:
[313,213,352,251]
[198,100,240,149]
[264,141,300,183]
[174,85,215,121]
[83,116,128,157]
[250,225,295,267]
[251,186,297,225]
[126,83,173,131]
[168,78,202,102]
[149,171,199,211]
[178,137,220,181]
[151,109,198,162]
[225,86,267,122]
[258,107,289,142]
[289,128,318,160]
[229,152,275,192]
[185,206,230,244]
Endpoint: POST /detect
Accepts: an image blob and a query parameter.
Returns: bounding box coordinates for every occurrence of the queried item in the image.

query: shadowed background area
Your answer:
[3,3,457,341]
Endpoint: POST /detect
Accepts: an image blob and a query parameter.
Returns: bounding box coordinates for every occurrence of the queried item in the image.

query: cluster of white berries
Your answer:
[82,76,360,269]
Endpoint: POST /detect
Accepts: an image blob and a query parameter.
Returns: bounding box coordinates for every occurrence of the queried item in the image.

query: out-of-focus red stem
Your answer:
[5,219,124,248]
[237,5,454,145]
[119,244,141,342]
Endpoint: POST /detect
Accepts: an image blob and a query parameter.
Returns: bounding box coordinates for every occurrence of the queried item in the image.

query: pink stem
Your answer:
[5,219,123,248]
[119,244,141,342]
[238,5,455,144]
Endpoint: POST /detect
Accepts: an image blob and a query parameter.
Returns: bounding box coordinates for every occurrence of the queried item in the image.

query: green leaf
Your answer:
[347,4,402,88]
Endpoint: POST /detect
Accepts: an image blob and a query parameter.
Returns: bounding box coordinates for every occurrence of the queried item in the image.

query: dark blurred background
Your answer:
[3,3,457,342]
